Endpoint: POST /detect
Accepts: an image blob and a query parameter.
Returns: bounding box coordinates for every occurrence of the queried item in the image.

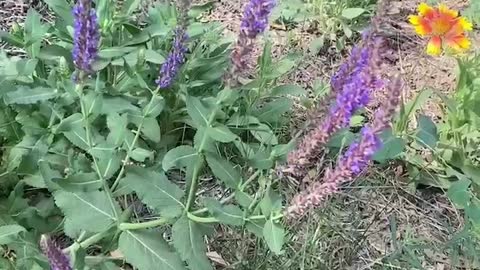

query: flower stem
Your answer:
[111,87,161,191]
[63,232,105,254]
[75,82,118,219]
[118,217,171,231]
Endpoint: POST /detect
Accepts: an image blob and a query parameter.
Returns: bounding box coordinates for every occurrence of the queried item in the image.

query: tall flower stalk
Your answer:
[286,77,402,217]
[40,235,72,270]
[72,0,99,75]
[230,0,276,79]
[284,36,384,178]
[155,0,191,89]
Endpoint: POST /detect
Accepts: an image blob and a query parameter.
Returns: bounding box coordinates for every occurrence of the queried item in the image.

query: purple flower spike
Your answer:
[40,235,72,270]
[286,77,402,217]
[72,0,100,74]
[240,0,276,39]
[156,27,188,89]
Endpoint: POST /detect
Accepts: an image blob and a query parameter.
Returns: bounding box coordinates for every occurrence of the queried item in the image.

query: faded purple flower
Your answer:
[40,235,72,270]
[284,39,384,177]
[286,77,402,217]
[72,0,99,74]
[229,0,276,78]
[156,27,188,89]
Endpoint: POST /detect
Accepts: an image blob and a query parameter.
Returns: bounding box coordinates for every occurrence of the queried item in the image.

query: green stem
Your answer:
[192,170,262,215]
[111,87,161,191]
[63,232,105,253]
[118,217,171,231]
[184,102,220,213]
[76,82,118,219]
[187,212,219,223]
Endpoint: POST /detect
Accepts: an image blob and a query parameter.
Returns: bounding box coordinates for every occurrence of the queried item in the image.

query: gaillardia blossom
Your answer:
[409,3,473,56]
[72,0,100,73]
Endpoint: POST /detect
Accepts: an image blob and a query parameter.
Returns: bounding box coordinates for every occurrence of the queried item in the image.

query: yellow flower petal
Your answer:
[426,36,442,56]
[438,4,458,18]
[415,24,429,36]
[409,15,420,25]
[418,2,433,16]
[458,17,473,31]
[447,36,471,51]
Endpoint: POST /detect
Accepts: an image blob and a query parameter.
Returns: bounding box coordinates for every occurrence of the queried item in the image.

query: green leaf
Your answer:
[259,188,282,217]
[98,47,137,58]
[106,113,128,147]
[119,230,187,270]
[373,130,406,163]
[172,217,213,270]
[205,154,241,189]
[143,95,165,118]
[204,198,244,226]
[254,98,292,123]
[447,179,471,209]
[130,148,154,162]
[246,219,265,238]
[186,96,211,127]
[206,124,237,143]
[416,115,438,148]
[270,84,307,97]
[96,150,123,179]
[462,164,480,186]
[4,86,57,105]
[44,0,73,24]
[251,124,278,145]
[145,49,166,64]
[53,173,102,192]
[263,219,285,255]
[0,224,26,245]
[121,166,184,218]
[84,92,103,120]
[163,146,199,171]
[54,191,120,235]
[6,135,37,171]
[341,8,366,19]
[24,9,49,45]
[141,117,161,143]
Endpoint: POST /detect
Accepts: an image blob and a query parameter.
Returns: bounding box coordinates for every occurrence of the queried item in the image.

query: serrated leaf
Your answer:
[54,191,120,234]
[97,150,123,179]
[447,179,471,209]
[55,113,83,133]
[251,124,278,145]
[163,146,199,171]
[0,225,26,245]
[205,154,241,189]
[204,198,244,226]
[186,96,211,127]
[416,115,438,148]
[6,135,37,171]
[172,217,213,270]
[119,230,187,270]
[206,124,237,143]
[122,166,184,218]
[56,173,102,192]
[263,219,284,255]
[4,86,57,105]
[24,9,49,45]
[341,8,366,19]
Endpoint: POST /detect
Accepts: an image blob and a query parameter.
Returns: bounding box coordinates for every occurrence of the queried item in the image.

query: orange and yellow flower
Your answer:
[409,3,473,56]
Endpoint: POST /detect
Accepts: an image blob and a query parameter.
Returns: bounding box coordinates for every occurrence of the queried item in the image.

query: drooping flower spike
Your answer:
[72,0,100,74]
[409,3,473,56]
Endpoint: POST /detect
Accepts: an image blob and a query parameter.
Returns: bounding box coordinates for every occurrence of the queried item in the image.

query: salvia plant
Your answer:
[0,0,404,269]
